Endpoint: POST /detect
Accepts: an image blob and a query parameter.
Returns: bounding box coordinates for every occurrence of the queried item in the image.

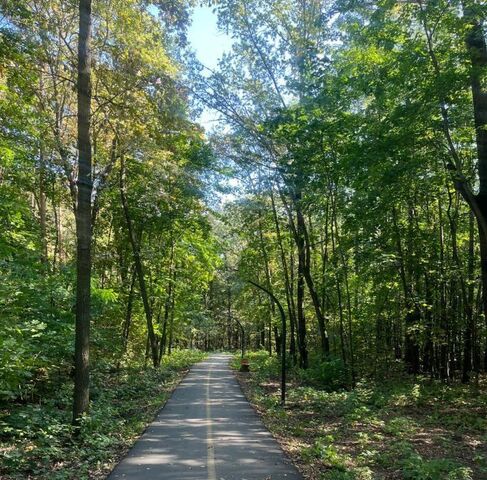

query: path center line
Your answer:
[206,360,216,480]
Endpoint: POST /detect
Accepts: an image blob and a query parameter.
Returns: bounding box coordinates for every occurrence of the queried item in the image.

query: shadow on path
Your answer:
[108,353,302,480]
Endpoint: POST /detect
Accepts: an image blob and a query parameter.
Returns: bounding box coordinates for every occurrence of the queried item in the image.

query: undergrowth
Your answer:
[235,351,487,480]
[0,349,206,479]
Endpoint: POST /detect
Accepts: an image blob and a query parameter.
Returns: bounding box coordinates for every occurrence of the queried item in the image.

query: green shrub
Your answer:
[298,356,348,391]
[401,454,473,480]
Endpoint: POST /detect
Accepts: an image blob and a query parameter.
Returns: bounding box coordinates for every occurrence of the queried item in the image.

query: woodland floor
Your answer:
[234,351,487,480]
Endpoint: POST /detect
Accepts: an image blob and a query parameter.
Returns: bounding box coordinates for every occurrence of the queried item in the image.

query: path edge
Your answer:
[104,355,209,479]
[230,360,304,479]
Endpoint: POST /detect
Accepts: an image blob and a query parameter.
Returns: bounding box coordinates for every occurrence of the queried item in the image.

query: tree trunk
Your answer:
[330,203,347,365]
[293,195,309,368]
[257,208,275,355]
[279,187,308,367]
[270,188,297,363]
[463,211,476,382]
[297,196,330,358]
[122,267,136,351]
[119,156,158,367]
[168,268,177,355]
[296,233,308,368]
[463,4,487,369]
[159,242,175,363]
[227,287,232,350]
[39,144,48,264]
[73,0,92,425]
[392,206,420,374]
[274,325,281,356]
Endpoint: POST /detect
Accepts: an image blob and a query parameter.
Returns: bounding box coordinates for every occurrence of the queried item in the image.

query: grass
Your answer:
[0,349,207,479]
[233,351,487,480]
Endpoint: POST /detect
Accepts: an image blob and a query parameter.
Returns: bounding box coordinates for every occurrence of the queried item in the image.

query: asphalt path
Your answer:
[108,353,302,480]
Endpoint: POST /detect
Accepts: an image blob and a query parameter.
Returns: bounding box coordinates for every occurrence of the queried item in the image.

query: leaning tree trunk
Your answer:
[285,186,329,360]
[73,0,92,425]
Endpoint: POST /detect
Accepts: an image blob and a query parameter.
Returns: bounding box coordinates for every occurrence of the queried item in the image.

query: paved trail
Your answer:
[108,354,302,480]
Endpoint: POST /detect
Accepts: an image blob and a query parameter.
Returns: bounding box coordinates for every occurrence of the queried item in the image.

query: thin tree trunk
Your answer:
[270,188,297,363]
[118,266,136,369]
[159,240,175,363]
[39,144,48,264]
[330,202,347,365]
[257,208,275,355]
[294,196,309,368]
[438,196,449,379]
[73,0,92,424]
[119,156,158,367]
[333,202,355,384]
[227,287,232,350]
[168,267,177,355]
[392,205,420,374]
[463,211,476,382]
[296,231,308,369]
[301,202,330,358]
[52,194,60,269]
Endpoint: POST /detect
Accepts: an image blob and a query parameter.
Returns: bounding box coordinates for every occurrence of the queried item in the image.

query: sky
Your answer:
[187,6,239,206]
[188,6,230,71]
[187,6,232,132]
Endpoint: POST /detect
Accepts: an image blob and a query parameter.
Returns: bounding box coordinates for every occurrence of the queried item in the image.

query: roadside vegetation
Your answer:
[234,351,487,480]
[0,350,206,480]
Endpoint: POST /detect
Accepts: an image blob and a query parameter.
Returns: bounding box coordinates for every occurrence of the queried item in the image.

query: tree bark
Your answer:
[282,186,329,359]
[73,0,92,425]
[257,207,275,355]
[159,241,175,363]
[38,144,48,264]
[463,8,487,369]
[392,206,420,374]
[168,267,177,355]
[463,211,476,382]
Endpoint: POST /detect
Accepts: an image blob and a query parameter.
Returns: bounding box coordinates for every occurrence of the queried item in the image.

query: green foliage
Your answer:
[235,351,486,480]
[0,350,206,480]
[303,435,350,470]
[0,266,74,401]
[401,455,473,480]
[300,356,349,391]
[238,351,349,392]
